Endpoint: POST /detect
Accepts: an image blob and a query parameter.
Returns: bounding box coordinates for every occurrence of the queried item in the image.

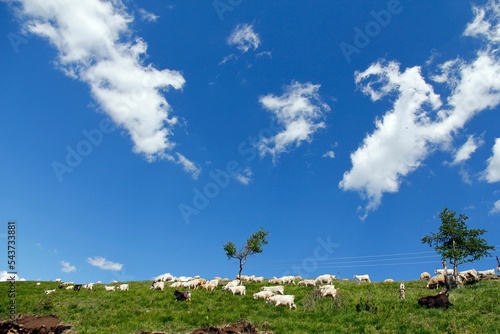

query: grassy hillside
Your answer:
[0,279,499,333]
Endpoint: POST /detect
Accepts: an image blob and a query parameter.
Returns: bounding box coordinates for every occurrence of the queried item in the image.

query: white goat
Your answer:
[151,281,165,291]
[261,286,284,295]
[253,290,275,300]
[227,285,246,295]
[266,295,296,309]
[353,274,371,283]
[298,279,316,286]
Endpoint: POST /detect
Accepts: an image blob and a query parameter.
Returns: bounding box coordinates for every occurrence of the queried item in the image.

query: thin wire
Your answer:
[253,250,438,264]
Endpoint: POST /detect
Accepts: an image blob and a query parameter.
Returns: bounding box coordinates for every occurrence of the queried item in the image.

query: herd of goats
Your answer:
[37,266,500,311]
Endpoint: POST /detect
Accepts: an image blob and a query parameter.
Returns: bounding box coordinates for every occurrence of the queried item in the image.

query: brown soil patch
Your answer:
[0,315,71,334]
[136,320,272,334]
[190,320,261,334]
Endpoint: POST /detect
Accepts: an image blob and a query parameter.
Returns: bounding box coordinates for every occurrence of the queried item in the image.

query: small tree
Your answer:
[421,208,495,284]
[223,228,269,280]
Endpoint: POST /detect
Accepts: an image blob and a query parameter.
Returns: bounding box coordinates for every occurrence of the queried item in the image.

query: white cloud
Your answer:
[340,1,500,218]
[61,260,76,273]
[323,151,335,159]
[219,53,238,65]
[227,23,260,53]
[490,199,500,214]
[0,271,23,281]
[450,135,483,165]
[233,167,253,185]
[87,256,123,271]
[463,0,500,43]
[256,51,272,58]
[175,153,201,179]
[483,138,500,182]
[258,81,330,160]
[14,0,198,174]
[137,8,159,22]
[339,62,442,217]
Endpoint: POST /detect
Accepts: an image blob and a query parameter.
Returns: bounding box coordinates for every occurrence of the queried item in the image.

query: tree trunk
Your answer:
[442,260,450,292]
[238,260,243,284]
[452,240,460,288]
[453,259,460,288]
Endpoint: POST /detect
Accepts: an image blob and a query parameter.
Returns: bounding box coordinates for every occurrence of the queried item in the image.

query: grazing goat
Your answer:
[353,274,371,283]
[418,290,453,309]
[298,279,316,286]
[427,274,446,289]
[253,290,275,300]
[319,285,337,298]
[477,268,496,277]
[266,295,296,309]
[261,286,284,295]
[151,281,165,291]
[420,272,431,280]
[227,285,246,295]
[315,274,335,285]
[174,290,191,301]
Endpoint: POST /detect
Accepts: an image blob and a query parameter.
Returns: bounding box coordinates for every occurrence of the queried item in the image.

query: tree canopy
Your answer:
[421,208,495,283]
[223,228,269,280]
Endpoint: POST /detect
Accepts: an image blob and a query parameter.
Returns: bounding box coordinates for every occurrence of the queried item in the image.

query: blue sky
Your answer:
[1,0,500,284]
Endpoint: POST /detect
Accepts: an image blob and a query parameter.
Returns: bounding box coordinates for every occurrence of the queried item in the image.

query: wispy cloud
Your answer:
[463,0,500,42]
[340,0,500,219]
[61,260,76,273]
[256,51,272,58]
[219,53,238,65]
[490,199,500,214]
[483,138,500,183]
[87,256,123,271]
[227,23,260,53]
[258,81,330,160]
[450,135,483,165]
[233,167,253,185]
[176,153,201,179]
[13,0,198,175]
[137,8,159,22]
[323,151,335,159]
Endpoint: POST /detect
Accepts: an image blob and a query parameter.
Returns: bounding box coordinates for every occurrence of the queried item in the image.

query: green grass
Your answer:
[0,279,499,333]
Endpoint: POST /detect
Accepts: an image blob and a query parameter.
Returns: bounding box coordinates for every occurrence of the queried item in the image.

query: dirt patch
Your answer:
[0,314,71,334]
[190,320,261,334]
[136,320,272,334]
